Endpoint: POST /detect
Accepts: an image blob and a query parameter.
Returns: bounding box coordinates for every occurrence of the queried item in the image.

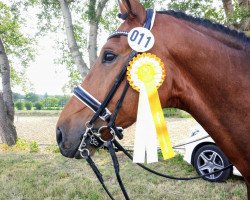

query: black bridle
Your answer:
[73,9,233,200]
[73,8,156,155]
[74,8,155,136]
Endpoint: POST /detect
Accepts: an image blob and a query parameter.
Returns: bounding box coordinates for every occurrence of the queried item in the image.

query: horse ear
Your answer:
[117,0,128,15]
[117,0,146,24]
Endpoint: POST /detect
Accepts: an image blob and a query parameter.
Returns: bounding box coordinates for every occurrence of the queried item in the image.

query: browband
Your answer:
[107,31,129,40]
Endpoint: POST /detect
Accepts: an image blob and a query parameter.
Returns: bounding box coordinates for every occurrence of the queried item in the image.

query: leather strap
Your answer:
[74,86,111,121]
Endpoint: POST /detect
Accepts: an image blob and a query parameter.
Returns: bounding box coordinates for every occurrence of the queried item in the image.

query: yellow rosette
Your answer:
[127,53,174,163]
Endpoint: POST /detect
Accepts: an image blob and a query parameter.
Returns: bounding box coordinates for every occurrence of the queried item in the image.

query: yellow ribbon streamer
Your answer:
[127,53,174,160]
[145,81,174,159]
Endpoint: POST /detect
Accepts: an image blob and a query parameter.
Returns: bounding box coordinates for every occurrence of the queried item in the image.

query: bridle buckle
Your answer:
[99,112,111,121]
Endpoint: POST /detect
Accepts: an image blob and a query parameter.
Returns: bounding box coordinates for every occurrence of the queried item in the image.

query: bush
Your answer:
[34,102,43,110]
[16,138,29,151]
[25,101,33,110]
[29,141,39,153]
[15,101,24,110]
[45,144,60,153]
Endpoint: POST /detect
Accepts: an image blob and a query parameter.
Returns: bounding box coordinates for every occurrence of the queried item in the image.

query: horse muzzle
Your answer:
[56,126,82,158]
[56,126,105,159]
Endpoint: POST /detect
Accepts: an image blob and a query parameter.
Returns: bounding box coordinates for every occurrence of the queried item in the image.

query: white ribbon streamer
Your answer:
[133,85,158,163]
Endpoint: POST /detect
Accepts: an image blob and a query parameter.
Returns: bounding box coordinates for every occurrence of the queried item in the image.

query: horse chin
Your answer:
[59,147,78,158]
[74,151,83,159]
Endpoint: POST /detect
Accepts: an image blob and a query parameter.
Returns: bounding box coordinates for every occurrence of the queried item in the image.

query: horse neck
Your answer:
[157,14,250,138]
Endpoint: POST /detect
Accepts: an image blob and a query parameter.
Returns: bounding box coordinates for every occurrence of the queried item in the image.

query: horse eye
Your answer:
[102,51,117,63]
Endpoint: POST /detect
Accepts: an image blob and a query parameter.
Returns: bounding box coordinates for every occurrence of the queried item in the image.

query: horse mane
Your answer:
[157,10,250,44]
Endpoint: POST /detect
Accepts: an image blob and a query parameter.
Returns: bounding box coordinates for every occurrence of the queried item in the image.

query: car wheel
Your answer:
[193,144,232,182]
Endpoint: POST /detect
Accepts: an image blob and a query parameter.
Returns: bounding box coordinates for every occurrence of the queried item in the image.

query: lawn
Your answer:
[0,150,247,200]
[0,112,247,199]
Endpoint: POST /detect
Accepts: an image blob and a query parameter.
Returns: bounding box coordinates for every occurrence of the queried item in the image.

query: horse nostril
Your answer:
[56,127,63,145]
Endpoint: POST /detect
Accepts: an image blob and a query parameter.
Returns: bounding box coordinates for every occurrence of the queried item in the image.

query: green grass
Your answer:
[0,150,247,200]
[163,108,192,118]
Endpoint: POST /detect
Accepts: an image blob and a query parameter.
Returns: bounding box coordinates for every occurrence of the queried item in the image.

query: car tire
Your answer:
[193,144,232,182]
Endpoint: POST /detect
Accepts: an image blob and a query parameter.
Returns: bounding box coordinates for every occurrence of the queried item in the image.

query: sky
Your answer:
[25,35,69,95]
[10,4,70,96]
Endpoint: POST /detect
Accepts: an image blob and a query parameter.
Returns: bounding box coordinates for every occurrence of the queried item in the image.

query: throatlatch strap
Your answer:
[144,9,154,30]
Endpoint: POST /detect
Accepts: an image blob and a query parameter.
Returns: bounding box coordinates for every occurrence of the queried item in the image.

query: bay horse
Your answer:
[56,0,250,198]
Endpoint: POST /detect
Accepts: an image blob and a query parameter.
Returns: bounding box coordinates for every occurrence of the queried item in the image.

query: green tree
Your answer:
[25,101,33,110]
[0,1,35,145]
[34,102,43,110]
[56,95,70,107]
[13,92,24,102]
[15,101,24,110]
[25,92,40,103]
[168,0,250,31]
[43,97,59,109]
[168,0,224,23]
[222,0,250,31]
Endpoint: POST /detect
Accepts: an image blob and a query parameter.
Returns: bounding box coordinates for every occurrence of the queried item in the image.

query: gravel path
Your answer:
[8,116,198,147]
[120,118,198,147]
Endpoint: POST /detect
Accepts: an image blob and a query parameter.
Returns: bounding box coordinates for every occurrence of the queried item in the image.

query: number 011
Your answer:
[130,30,152,48]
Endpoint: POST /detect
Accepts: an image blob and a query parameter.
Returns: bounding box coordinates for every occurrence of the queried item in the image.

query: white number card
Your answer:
[128,27,155,52]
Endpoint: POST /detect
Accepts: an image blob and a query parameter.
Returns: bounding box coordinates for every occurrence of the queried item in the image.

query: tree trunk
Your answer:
[58,0,89,78]
[222,0,234,22]
[88,0,109,67]
[238,0,250,31]
[0,93,17,145]
[88,21,98,67]
[59,0,109,74]
[0,39,17,145]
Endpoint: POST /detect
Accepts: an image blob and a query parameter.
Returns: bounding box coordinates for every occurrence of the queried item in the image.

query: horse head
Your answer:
[56,0,169,158]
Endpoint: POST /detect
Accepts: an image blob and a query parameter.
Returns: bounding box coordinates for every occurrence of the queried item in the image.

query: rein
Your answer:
[73,9,233,200]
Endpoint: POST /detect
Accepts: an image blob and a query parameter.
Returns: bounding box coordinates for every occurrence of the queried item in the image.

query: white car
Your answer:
[184,125,242,182]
